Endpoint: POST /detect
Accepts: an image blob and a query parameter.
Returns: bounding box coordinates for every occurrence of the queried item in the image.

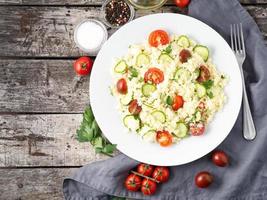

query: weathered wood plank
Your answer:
[0,114,108,167]
[0,0,266,5]
[0,59,89,113]
[0,168,76,200]
[0,5,266,57]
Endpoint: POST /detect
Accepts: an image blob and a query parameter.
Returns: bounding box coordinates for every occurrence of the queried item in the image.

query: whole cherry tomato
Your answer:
[148,30,170,47]
[156,131,173,147]
[212,150,229,167]
[174,0,190,8]
[128,99,142,115]
[179,49,191,63]
[144,68,164,84]
[137,163,154,177]
[195,171,213,188]
[73,56,93,76]
[124,174,142,192]
[116,78,128,94]
[141,179,157,195]
[152,166,170,183]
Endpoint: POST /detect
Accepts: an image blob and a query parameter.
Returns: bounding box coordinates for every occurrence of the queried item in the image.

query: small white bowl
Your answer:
[74,19,108,55]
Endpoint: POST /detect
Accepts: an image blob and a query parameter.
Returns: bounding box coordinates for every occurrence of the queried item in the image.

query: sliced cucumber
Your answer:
[123,115,140,131]
[193,45,209,62]
[142,130,156,142]
[136,53,150,66]
[195,111,202,122]
[174,122,188,138]
[174,68,190,81]
[142,84,156,97]
[151,110,166,123]
[159,53,173,64]
[114,60,127,73]
[193,69,200,80]
[177,35,190,48]
[195,83,207,98]
[120,93,133,105]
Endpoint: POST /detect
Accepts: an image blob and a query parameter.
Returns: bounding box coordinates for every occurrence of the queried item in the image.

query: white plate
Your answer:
[90,13,242,166]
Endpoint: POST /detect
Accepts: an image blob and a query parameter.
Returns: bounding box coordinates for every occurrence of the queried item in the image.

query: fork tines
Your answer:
[230,23,246,54]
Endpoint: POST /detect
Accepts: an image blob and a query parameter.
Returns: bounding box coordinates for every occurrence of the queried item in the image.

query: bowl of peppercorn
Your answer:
[102,0,135,28]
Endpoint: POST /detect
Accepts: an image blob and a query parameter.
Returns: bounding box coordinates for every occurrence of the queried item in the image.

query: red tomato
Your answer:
[212,150,229,167]
[141,179,157,196]
[156,131,173,147]
[195,171,213,188]
[144,68,164,84]
[116,78,128,94]
[174,0,190,8]
[197,65,210,83]
[148,30,170,47]
[190,122,205,136]
[73,56,93,76]
[179,49,191,63]
[137,163,154,177]
[128,99,142,115]
[172,95,184,111]
[124,174,142,192]
[152,167,170,183]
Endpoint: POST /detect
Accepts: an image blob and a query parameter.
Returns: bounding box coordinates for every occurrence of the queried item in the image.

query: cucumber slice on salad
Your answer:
[120,93,133,105]
[142,130,156,142]
[123,115,140,131]
[174,122,188,138]
[136,53,150,66]
[193,45,209,62]
[114,60,127,73]
[151,110,166,123]
[174,68,190,80]
[142,84,156,97]
[177,35,190,48]
[195,83,207,98]
[159,54,173,64]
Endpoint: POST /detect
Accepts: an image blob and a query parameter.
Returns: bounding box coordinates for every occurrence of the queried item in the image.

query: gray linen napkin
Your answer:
[63,0,267,199]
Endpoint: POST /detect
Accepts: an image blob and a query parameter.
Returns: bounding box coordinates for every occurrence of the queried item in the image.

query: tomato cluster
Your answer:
[125,163,170,196]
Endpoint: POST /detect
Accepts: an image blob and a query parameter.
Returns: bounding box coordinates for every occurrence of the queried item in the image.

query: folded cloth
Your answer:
[63,0,267,199]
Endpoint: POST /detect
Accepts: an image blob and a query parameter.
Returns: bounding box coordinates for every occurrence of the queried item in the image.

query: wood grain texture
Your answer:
[0,0,266,5]
[0,114,108,167]
[0,59,89,113]
[0,168,76,200]
[0,5,266,57]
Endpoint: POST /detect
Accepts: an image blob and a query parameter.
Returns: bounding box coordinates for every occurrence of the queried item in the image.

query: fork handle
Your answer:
[242,80,257,140]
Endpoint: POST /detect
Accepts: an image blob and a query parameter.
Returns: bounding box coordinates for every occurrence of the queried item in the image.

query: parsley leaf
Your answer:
[164,45,172,54]
[129,67,138,78]
[76,106,117,156]
[207,91,214,99]
[202,80,214,90]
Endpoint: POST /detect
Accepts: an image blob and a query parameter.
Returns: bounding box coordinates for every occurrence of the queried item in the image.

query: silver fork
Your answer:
[230,23,256,140]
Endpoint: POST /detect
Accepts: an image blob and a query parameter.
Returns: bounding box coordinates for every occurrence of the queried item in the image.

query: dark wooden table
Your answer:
[0,0,266,199]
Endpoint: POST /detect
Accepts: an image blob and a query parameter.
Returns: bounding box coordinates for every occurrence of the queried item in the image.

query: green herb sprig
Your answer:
[77,106,117,156]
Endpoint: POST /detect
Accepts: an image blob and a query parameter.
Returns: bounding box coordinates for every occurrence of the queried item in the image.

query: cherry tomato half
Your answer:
[148,30,170,47]
[141,179,157,196]
[73,56,93,76]
[128,99,142,115]
[137,163,154,177]
[172,95,184,111]
[144,68,164,84]
[179,49,191,63]
[116,78,128,94]
[212,150,229,167]
[156,131,173,147]
[195,171,213,188]
[124,174,142,192]
[152,166,170,183]
[190,122,205,136]
[197,65,210,83]
[174,0,190,8]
